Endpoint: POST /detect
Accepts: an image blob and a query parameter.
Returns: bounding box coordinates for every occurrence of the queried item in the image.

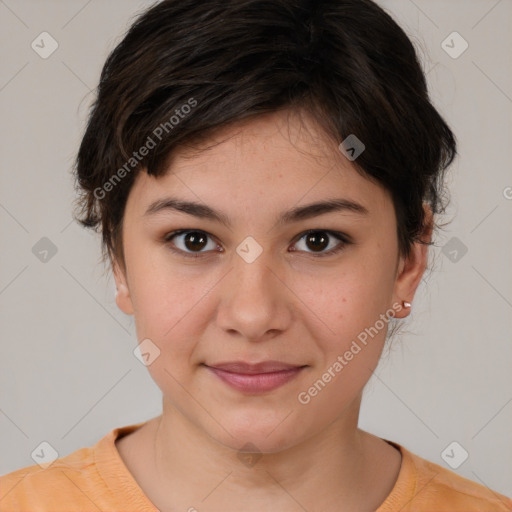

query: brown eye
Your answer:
[182,231,208,251]
[305,232,329,252]
[291,230,349,257]
[164,229,350,259]
[164,230,218,257]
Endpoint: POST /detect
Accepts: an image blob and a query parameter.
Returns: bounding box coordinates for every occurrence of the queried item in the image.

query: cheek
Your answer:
[128,267,212,395]
[292,251,396,394]
[126,247,212,353]
[297,257,395,343]
[294,276,391,415]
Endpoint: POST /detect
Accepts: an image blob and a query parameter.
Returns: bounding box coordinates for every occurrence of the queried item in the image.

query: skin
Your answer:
[112,108,433,512]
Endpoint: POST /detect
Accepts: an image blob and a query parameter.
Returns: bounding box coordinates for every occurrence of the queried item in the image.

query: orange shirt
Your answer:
[1,422,511,511]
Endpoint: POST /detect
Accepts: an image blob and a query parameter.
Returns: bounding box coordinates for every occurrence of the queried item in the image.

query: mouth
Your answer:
[203,361,308,394]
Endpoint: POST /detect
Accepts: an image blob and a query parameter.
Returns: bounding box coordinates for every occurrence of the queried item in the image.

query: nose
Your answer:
[215,247,292,343]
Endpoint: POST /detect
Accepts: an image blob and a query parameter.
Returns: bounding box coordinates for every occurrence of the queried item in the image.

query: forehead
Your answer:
[125,110,392,220]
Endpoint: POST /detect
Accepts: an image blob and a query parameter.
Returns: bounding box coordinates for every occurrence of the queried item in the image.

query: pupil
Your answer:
[185,232,207,251]
[307,232,328,252]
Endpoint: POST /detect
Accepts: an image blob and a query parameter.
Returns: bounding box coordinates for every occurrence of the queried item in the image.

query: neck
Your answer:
[146,394,389,511]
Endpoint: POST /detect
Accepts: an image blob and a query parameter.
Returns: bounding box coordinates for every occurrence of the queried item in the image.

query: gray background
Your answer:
[1,0,511,499]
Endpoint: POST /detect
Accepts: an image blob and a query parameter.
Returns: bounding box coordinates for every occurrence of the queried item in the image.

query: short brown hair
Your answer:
[73,0,456,273]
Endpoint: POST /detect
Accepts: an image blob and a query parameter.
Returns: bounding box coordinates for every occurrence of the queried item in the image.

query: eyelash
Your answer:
[162,229,351,259]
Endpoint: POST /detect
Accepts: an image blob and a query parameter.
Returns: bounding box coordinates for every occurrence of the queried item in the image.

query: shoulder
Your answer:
[0,423,149,512]
[0,445,99,511]
[382,443,512,511]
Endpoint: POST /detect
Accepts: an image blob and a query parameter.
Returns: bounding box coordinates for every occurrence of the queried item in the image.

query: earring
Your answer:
[402,301,411,308]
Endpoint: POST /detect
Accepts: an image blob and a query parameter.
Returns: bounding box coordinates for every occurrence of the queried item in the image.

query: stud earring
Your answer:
[402,301,411,308]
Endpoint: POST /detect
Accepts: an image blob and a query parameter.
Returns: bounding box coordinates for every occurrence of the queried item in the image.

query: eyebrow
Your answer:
[143,196,369,227]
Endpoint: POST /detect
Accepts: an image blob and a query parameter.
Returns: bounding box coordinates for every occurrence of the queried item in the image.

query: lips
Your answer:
[207,360,305,374]
[203,360,307,393]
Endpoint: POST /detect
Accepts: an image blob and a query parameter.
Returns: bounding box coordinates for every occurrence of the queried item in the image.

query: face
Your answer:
[113,109,430,453]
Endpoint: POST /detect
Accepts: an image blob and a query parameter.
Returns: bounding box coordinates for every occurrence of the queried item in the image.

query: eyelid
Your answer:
[163,228,352,258]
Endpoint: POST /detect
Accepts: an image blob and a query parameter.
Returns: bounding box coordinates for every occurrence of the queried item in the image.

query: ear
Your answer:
[392,203,433,318]
[111,255,134,316]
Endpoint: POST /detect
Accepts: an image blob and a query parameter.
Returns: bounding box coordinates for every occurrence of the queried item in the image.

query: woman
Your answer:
[1,0,511,510]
